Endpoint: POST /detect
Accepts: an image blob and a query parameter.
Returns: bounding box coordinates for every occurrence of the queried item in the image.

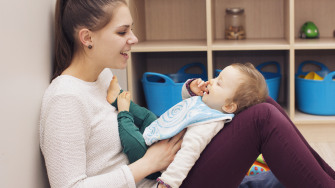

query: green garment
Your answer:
[111,91,160,179]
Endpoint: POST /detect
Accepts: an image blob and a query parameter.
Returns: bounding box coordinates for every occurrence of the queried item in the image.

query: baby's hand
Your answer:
[117,91,131,112]
[190,78,209,96]
[107,76,120,103]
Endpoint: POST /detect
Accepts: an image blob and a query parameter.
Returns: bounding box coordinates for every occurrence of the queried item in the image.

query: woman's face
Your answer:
[202,66,243,113]
[91,4,138,70]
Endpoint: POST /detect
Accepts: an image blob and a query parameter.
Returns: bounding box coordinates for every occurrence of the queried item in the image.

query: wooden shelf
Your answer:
[128,0,335,125]
[132,40,207,52]
[212,39,290,51]
[294,110,335,125]
[294,38,335,50]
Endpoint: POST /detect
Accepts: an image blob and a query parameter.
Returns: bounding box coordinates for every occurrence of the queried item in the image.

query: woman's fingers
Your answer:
[169,129,186,145]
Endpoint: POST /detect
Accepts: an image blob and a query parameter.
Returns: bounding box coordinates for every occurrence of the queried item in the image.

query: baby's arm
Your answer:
[181,78,209,100]
[157,121,224,188]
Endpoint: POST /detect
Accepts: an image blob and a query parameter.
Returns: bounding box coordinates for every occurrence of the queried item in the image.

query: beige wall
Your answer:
[0,0,56,187]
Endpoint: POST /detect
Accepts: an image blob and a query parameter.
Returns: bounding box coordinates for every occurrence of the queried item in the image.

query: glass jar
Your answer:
[225,8,246,40]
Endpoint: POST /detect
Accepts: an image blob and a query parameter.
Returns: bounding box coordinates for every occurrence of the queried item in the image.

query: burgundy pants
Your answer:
[181,97,335,188]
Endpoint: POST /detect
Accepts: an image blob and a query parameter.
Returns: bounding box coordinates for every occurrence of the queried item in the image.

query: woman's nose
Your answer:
[128,31,138,45]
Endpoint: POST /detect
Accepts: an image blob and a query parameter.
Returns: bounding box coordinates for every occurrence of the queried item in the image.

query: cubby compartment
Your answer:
[211,0,291,50]
[295,50,335,72]
[129,0,207,52]
[129,52,208,107]
[213,50,289,106]
[294,0,335,49]
[294,49,335,124]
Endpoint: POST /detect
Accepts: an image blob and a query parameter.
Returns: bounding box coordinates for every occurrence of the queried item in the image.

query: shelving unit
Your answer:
[127,0,335,126]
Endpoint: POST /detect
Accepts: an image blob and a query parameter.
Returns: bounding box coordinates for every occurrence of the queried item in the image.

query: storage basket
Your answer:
[295,60,335,115]
[142,63,207,116]
[256,61,281,101]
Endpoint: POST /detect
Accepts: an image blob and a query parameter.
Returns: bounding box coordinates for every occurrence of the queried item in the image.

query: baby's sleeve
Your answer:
[157,121,224,188]
[181,78,197,100]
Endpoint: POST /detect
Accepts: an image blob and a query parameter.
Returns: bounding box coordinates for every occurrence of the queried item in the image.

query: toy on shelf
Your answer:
[302,71,323,80]
[299,21,319,39]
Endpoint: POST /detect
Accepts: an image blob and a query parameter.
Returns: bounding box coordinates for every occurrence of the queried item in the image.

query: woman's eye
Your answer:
[118,32,126,35]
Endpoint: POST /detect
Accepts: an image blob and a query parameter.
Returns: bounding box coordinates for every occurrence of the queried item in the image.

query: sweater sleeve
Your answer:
[40,94,136,188]
[158,121,225,188]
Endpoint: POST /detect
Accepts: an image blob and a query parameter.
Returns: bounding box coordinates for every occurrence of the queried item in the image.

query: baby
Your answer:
[108,63,268,188]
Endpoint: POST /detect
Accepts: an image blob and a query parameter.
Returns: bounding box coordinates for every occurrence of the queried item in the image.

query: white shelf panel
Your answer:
[293,110,335,125]
[212,39,290,51]
[294,38,335,50]
[132,40,207,52]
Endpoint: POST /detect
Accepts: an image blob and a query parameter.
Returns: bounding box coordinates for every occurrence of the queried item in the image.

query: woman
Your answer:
[40,0,335,187]
[40,0,183,187]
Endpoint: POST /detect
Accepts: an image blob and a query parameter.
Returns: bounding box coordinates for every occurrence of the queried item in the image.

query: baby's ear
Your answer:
[222,103,237,114]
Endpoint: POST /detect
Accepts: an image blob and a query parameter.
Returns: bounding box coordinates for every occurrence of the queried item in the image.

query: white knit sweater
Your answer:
[39,69,156,188]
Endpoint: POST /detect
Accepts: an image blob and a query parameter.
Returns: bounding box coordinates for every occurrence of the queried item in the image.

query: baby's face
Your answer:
[202,66,243,113]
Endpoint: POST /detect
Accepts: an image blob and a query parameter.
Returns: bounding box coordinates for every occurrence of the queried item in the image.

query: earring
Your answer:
[88,45,92,49]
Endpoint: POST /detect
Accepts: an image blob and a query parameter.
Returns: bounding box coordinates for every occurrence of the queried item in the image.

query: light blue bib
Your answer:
[143,96,234,146]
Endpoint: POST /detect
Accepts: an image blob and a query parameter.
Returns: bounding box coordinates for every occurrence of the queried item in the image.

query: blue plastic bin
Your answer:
[256,61,281,101]
[295,61,335,115]
[142,63,207,116]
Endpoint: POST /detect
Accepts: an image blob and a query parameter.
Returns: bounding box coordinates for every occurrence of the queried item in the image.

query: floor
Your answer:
[297,124,335,170]
[310,142,335,170]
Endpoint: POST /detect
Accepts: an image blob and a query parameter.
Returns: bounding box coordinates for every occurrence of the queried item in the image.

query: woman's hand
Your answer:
[145,129,186,171]
[128,129,186,183]
[190,78,209,96]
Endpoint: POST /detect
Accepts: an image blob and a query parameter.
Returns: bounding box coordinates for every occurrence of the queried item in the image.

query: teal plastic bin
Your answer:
[295,61,335,115]
[256,61,281,101]
[142,63,207,116]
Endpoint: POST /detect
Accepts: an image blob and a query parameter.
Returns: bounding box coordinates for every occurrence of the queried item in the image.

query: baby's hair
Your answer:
[228,63,268,114]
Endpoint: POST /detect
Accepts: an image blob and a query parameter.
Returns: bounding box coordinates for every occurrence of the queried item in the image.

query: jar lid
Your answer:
[226,8,244,14]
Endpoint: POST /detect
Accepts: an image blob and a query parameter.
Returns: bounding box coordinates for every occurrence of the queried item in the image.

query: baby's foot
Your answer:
[117,91,131,112]
[107,76,120,103]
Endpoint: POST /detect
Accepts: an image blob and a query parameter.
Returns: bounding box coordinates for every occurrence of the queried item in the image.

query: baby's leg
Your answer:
[117,91,131,112]
[107,75,121,104]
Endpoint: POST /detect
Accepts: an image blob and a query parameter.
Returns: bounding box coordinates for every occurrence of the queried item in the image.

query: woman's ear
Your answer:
[78,28,93,48]
[222,102,237,114]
